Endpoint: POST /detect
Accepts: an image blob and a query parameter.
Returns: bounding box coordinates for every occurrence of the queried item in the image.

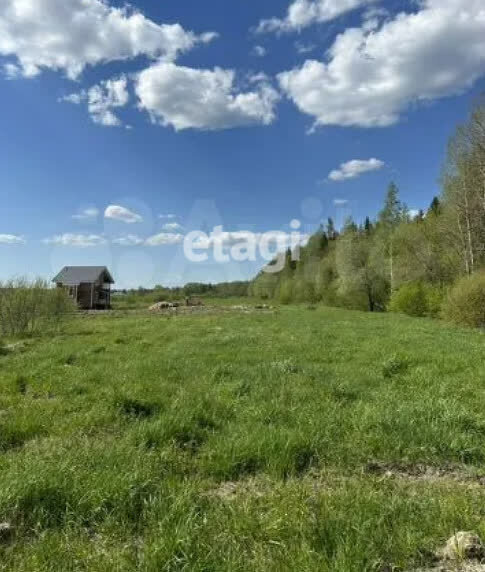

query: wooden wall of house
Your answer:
[78,282,111,309]
[77,284,95,309]
[56,275,112,309]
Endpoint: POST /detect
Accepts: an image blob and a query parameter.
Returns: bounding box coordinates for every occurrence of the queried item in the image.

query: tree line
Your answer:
[249,100,485,324]
[113,281,250,308]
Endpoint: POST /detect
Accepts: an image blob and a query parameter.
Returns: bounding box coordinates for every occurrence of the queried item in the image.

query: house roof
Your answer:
[52,266,115,286]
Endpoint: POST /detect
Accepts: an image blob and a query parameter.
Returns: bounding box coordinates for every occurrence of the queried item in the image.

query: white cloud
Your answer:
[136,62,280,131]
[0,0,216,79]
[251,45,267,57]
[62,93,84,105]
[256,0,375,34]
[295,42,316,55]
[162,222,184,232]
[61,76,129,127]
[0,234,25,244]
[329,158,384,181]
[43,234,106,247]
[3,62,21,79]
[72,207,99,221]
[112,234,144,246]
[278,0,485,128]
[145,232,184,246]
[158,213,177,219]
[409,209,421,219]
[104,205,143,224]
[248,72,270,84]
[361,5,389,31]
[333,199,349,206]
[85,76,129,127]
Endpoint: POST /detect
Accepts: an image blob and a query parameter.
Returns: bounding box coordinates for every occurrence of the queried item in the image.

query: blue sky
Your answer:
[1,0,485,288]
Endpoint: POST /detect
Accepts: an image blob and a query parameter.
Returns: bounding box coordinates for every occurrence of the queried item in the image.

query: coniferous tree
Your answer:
[249,100,485,312]
[428,197,441,216]
[376,182,406,292]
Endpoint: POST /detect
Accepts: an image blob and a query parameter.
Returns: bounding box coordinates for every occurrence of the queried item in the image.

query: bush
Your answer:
[278,282,293,305]
[441,272,485,328]
[389,282,444,318]
[425,286,444,317]
[0,278,76,336]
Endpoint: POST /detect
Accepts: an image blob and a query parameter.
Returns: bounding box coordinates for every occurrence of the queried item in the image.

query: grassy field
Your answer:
[1,304,485,570]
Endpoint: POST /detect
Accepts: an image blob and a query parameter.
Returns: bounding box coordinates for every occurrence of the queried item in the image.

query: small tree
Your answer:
[337,224,387,312]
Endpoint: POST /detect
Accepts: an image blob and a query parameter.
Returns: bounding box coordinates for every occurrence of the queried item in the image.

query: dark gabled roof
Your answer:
[52,266,114,285]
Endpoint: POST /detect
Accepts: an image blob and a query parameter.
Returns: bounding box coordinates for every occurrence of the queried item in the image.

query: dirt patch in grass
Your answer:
[205,463,485,504]
[364,461,485,487]
[413,561,485,571]
[416,562,485,572]
[414,564,485,571]
[205,477,271,501]
[412,531,485,571]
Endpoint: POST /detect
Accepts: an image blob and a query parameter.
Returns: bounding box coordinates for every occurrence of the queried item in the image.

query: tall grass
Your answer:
[1,305,485,569]
[0,278,76,336]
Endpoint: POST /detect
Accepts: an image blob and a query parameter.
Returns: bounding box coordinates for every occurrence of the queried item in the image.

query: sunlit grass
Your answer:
[1,304,485,570]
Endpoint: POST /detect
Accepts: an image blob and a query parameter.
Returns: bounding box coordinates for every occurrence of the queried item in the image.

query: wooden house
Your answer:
[52,266,114,310]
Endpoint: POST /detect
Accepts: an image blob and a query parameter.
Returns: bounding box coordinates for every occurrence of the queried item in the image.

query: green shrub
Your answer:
[425,286,444,317]
[441,272,485,328]
[0,278,76,336]
[389,282,443,318]
[278,282,293,305]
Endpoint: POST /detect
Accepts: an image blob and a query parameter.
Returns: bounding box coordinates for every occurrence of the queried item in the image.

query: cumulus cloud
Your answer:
[112,234,144,246]
[256,0,375,34]
[0,234,25,244]
[104,205,143,224]
[158,213,177,219]
[3,62,21,79]
[251,45,267,57]
[61,76,129,127]
[0,0,216,79]
[145,232,184,246]
[162,222,184,232]
[295,42,316,55]
[278,0,485,128]
[72,207,99,221]
[333,198,349,206]
[43,234,106,247]
[361,5,389,31]
[329,158,384,181]
[136,62,280,131]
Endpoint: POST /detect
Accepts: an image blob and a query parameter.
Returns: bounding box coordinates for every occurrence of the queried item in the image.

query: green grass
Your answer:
[1,305,485,570]
[111,293,251,311]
